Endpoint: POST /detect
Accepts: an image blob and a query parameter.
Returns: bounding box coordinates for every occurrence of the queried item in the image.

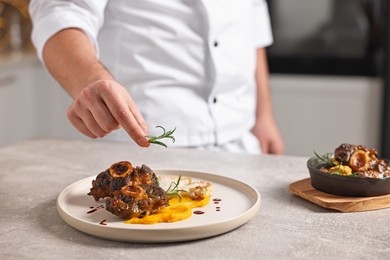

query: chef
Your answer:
[29,0,284,155]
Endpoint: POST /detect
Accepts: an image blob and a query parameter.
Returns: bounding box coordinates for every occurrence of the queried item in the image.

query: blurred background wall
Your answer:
[266,0,387,156]
[0,0,84,148]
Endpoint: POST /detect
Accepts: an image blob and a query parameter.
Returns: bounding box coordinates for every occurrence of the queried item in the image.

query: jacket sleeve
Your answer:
[253,0,273,48]
[29,0,108,60]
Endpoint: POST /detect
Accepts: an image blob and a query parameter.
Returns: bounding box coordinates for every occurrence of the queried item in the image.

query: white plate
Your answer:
[57,169,261,243]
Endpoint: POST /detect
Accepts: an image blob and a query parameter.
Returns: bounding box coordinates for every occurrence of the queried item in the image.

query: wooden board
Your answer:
[288,178,390,212]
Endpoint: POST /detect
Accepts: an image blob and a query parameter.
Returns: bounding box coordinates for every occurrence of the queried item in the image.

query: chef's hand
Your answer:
[66,79,150,147]
[252,114,284,155]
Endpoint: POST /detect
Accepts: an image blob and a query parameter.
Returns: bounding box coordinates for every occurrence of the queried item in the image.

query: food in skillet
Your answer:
[315,143,390,178]
[88,161,213,223]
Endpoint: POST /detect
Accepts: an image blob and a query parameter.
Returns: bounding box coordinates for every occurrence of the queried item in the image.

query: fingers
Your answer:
[100,86,149,147]
[260,137,285,155]
[89,98,120,133]
[67,113,96,138]
[67,102,108,138]
[127,96,149,136]
[270,141,285,155]
[67,80,149,147]
[260,141,270,154]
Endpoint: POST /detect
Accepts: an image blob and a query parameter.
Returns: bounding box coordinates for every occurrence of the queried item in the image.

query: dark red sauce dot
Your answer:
[87,208,97,214]
[87,205,104,214]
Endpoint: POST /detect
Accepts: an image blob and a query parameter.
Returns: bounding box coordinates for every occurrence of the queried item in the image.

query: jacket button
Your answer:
[213,97,217,103]
[213,41,218,47]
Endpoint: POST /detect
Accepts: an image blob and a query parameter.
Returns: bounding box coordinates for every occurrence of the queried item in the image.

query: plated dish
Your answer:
[307,143,390,197]
[87,161,213,223]
[57,169,260,243]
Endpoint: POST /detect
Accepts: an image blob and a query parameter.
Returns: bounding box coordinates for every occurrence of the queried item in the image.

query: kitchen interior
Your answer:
[268,0,387,157]
[0,0,87,149]
[0,0,388,158]
[3,1,390,258]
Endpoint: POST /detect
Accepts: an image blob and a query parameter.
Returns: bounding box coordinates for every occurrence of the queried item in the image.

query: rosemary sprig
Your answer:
[145,126,176,148]
[313,151,336,167]
[165,175,188,200]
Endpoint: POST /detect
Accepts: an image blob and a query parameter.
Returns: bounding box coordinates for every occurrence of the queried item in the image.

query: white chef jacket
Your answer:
[29,0,273,151]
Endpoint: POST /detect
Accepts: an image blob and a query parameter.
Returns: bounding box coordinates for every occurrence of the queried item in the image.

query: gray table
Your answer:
[1,138,389,259]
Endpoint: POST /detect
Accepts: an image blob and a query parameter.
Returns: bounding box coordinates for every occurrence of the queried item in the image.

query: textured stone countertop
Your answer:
[1,138,390,260]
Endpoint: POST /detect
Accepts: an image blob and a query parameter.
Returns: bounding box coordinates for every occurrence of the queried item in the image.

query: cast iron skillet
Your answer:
[307,156,390,197]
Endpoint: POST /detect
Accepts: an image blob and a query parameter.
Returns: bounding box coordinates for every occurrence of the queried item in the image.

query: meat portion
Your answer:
[88,161,133,201]
[105,164,168,219]
[334,143,355,165]
[106,183,168,219]
[88,161,168,219]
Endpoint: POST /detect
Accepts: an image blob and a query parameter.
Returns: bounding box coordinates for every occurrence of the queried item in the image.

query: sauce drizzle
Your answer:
[87,205,104,214]
[213,198,221,204]
[213,198,222,211]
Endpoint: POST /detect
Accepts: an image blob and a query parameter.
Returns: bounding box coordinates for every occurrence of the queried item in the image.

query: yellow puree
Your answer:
[125,196,210,224]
